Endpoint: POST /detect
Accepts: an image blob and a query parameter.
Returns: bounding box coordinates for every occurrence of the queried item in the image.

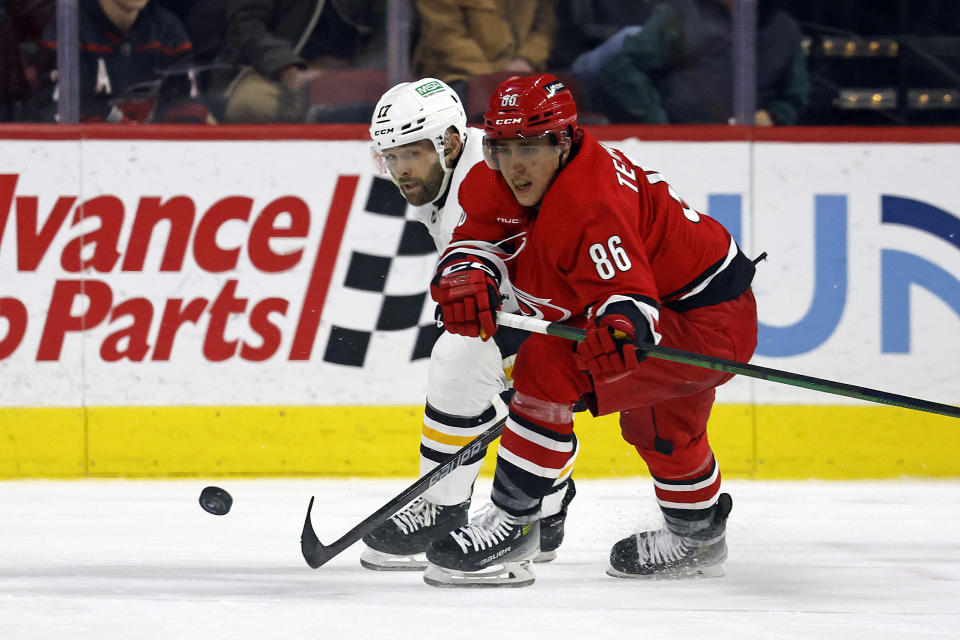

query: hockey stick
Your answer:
[496,312,960,420]
[301,312,957,569]
[300,416,506,569]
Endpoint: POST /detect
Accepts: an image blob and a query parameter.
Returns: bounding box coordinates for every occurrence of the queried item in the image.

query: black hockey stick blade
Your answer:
[496,312,960,420]
[300,496,327,568]
[300,416,506,569]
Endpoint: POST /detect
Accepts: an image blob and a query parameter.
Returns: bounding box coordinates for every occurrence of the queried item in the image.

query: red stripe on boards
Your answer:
[289,174,358,360]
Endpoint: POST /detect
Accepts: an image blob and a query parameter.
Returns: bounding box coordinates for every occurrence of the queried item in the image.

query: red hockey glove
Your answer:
[574,301,653,381]
[430,264,502,340]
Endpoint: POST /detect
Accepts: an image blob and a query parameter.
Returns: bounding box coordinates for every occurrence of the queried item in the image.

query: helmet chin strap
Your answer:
[429,159,455,206]
[539,142,571,205]
[557,127,575,170]
[427,129,465,205]
[556,140,572,172]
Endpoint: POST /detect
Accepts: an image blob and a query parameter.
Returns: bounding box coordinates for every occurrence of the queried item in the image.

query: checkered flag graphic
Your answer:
[321,177,443,367]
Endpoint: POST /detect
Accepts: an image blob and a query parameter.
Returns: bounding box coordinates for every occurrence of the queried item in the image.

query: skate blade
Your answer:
[604,562,725,580]
[533,549,557,563]
[423,560,535,588]
[359,548,427,571]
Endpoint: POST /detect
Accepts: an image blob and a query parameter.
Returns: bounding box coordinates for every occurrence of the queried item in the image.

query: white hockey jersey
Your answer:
[409,127,485,253]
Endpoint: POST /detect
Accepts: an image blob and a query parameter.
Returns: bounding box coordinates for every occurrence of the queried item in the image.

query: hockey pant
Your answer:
[492,289,757,519]
[420,329,575,513]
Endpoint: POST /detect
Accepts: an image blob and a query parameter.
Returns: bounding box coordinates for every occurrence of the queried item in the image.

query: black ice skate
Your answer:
[536,477,577,563]
[423,504,540,587]
[606,493,733,579]
[360,497,469,571]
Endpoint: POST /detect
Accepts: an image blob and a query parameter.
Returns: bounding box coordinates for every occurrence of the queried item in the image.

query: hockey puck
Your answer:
[199,486,232,515]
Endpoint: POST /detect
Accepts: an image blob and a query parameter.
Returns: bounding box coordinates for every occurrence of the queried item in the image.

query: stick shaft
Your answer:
[496,312,960,420]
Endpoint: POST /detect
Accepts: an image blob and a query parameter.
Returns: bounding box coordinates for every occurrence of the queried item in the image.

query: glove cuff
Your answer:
[597,299,657,345]
[434,254,503,289]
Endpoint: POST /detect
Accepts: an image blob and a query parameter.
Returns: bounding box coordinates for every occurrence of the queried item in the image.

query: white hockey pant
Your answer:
[420,332,573,508]
[421,332,509,505]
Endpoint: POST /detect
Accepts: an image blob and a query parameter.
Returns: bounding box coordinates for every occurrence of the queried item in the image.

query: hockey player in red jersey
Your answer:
[424,74,758,587]
[358,78,576,573]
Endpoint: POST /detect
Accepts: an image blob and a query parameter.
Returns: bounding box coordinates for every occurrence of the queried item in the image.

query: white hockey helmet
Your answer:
[369,78,467,204]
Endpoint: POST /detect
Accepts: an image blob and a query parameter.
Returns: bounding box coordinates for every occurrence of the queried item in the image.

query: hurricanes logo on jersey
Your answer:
[513,286,571,322]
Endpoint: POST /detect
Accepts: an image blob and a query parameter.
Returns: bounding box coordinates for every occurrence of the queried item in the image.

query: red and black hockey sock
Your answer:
[652,454,725,534]
[491,409,577,518]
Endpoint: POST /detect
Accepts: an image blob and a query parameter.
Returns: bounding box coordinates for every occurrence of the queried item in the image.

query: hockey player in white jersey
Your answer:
[360,78,577,574]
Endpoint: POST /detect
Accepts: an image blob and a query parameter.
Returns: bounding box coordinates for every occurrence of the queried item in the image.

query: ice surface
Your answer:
[1,478,958,639]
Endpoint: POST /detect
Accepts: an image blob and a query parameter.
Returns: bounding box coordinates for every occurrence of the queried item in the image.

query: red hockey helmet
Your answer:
[483,74,579,141]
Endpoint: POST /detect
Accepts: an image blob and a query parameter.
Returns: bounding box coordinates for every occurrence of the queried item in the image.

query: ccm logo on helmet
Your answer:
[495,118,522,125]
[374,128,394,135]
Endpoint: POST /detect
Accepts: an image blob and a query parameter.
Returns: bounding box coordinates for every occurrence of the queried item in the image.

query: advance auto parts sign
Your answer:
[0,140,439,407]
[2,136,958,411]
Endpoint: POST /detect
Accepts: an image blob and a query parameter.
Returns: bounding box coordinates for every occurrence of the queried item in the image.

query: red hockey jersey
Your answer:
[443,131,755,342]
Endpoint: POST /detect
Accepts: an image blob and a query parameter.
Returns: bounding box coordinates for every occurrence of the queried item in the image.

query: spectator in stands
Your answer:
[550,0,653,70]
[0,0,55,121]
[152,0,231,118]
[412,0,557,105]
[580,0,810,125]
[156,0,226,67]
[29,0,213,123]
[217,0,382,123]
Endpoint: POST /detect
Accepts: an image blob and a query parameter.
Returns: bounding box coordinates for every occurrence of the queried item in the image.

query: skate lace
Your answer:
[390,498,437,535]
[450,504,514,553]
[637,528,689,566]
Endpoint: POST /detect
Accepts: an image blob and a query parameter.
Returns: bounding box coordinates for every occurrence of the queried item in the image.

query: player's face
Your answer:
[493,137,563,207]
[381,140,445,206]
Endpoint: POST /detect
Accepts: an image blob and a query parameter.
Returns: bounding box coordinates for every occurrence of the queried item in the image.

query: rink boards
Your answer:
[0,125,958,479]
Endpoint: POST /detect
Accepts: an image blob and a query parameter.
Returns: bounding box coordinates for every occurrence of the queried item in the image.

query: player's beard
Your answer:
[398,161,445,206]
